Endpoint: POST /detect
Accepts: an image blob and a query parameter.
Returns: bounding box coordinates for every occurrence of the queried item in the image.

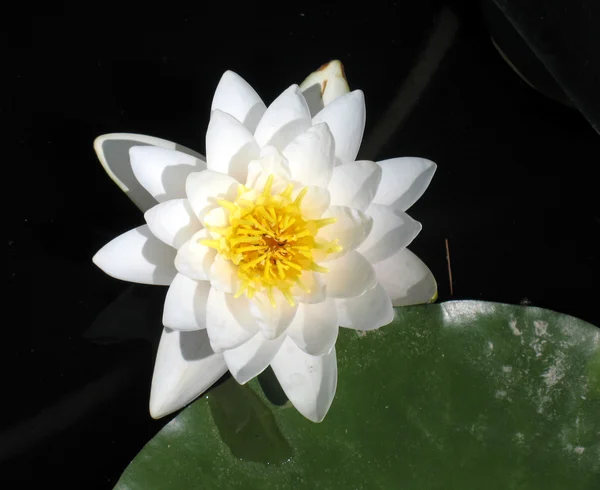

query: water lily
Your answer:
[93,61,437,422]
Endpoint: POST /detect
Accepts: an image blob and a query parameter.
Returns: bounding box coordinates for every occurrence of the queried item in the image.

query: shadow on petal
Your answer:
[179,330,218,361]
[208,378,292,464]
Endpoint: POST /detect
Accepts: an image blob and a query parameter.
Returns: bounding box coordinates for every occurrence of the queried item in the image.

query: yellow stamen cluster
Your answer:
[201,175,342,306]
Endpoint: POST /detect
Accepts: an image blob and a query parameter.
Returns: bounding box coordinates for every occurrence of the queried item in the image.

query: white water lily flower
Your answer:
[93,60,437,422]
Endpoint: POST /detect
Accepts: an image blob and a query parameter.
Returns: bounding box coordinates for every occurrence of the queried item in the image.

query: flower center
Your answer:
[201,175,342,306]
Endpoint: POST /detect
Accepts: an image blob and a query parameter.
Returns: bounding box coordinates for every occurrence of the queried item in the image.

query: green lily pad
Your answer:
[115,301,600,489]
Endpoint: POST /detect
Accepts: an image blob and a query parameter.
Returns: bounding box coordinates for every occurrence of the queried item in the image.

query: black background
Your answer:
[7,1,599,488]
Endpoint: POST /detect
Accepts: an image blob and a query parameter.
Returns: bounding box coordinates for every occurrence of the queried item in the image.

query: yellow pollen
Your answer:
[208,174,341,306]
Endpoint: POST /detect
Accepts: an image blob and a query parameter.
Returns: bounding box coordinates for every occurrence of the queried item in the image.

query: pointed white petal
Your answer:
[245,146,292,191]
[322,251,376,298]
[282,123,335,188]
[211,71,267,132]
[94,133,205,212]
[337,283,394,331]
[287,300,338,356]
[208,256,239,294]
[254,85,312,150]
[186,170,239,221]
[312,90,365,165]
[129,146,205,203]
[317,206,373,261]
[150,328,227,418]
[271,337,337,422]
[206,110,260,183]
[93,225,176,285]
[300,60,350,116]
[163,273,210,331]
[373,248,438,306]
[222,332,285,384]
[373,157,436,211]
[358,203,422,264]
[144,198,201,249]
[175,229,217,281]
[328,160,382,211]
[206,289,258,353]
[247,290,298,340]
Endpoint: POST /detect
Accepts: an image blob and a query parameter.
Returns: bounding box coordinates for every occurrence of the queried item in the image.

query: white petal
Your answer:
[206,289,258,353]
[317,206,373,261]
[202,207,230,229]
[163,273,210,331]
[144,199,201,249]
[282,123,335,188]
[175,229,217,281]
[300,60,350,117]
[208,256,239,294]
[206,110,260,183]
[293,185,330,219]
[322,251,376,298]
[222,332,285,384]
[328,160,382,211]
[245,146,292,191]
[248,290,299,340]
[271,337,337,422]
[373,248,438,306]
[337,283,394,331]
[211,71,267,132]
[94,133,205,212]
[358,204,422,264]
[254,85,312,150]
[130,146,205,203]
[373,157,436,211]
[150,328,227,418]
[293,270,326,304]
[287,300,338,355]
[186,170,239,221]
[312,90,365,165]
[93,225,176,285]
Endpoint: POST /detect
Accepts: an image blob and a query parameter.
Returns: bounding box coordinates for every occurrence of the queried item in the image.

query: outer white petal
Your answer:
[322,251,376,298]
[336,283,394,331]
[317,206,373,261]
[271,337,337,423]
[175,229,217,281]
[373,248,438,306]
[129,146,205,203]
[222,332,286,384]
[300,60,350,117]
[358,203,422,264]
[253,85,312,150]
[94,133,205,212]
[312,90,365,165]
[287,299,338,356]
[144,199,201,249]
[209,256,240,294]
[93,225,176,286]
[206,289,258,353]
[282,123,335,188]
[163,273,210,331]
[293,270,326,304]
[373,157,437,211]
[248,290,299,340]
[150,328,227,418]
[211,70,267,132]
[327,160,382,211]
[206,110,260,183]
[186,170,239,221]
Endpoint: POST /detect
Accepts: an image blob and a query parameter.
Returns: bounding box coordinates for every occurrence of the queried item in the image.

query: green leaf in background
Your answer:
[115,301,600,490]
